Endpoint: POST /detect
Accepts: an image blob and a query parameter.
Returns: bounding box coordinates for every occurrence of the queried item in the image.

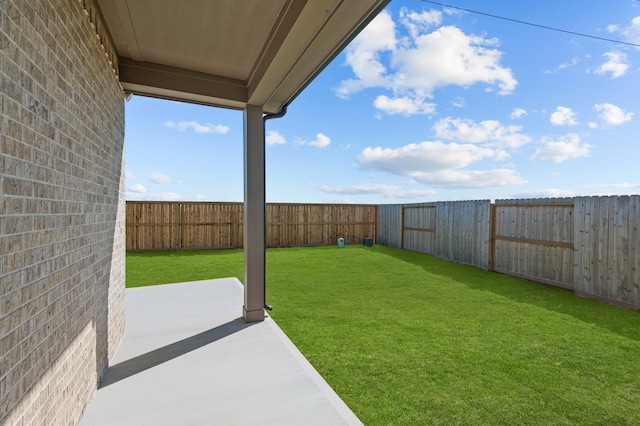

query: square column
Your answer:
[243,104,266,322]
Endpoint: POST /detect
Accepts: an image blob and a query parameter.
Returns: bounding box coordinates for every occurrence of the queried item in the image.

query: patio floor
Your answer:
[80,278,362,425]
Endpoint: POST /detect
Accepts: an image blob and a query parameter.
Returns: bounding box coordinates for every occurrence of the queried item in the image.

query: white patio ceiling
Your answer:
[96,0,391,113]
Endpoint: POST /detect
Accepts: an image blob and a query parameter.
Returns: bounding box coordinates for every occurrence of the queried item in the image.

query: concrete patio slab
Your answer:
[80,278,362,425]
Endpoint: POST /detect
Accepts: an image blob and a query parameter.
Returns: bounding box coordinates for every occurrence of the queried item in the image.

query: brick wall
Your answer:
[1,0,126,424]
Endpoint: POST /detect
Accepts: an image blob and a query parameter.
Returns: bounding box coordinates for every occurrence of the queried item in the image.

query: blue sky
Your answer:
[125,0,640,204]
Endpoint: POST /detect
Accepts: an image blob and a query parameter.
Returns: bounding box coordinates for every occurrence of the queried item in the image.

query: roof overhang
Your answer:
[97,0,390,113]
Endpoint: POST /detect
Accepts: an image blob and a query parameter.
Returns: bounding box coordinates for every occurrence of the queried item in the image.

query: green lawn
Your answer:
[127,245,640,425]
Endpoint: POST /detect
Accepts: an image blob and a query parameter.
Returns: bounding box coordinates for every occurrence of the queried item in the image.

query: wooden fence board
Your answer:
[574,196,590,295]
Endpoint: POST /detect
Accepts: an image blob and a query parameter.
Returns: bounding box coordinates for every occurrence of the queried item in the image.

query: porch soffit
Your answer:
[96,0,390,113]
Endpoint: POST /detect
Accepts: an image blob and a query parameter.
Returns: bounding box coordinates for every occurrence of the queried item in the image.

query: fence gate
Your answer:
[490,200,574,289]
[401,205,437,254]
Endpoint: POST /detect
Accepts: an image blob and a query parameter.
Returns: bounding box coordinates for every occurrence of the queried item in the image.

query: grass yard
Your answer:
[127,245,640,425]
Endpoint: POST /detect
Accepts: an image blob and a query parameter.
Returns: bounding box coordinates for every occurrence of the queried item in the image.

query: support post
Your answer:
[243,105,266,322]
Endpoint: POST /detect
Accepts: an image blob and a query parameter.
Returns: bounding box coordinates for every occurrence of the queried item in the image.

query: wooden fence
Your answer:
[377,196,640,310]
[573,196,640,309]
[377,200,490,269]
[126,201,376,250]
[127,197,639,309]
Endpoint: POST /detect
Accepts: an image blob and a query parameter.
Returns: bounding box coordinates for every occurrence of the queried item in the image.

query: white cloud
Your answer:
[165,120,230,134]
[530,134,592,163]
[373,94,436,115]
[550,106,578,126]
[266,130,286,146]
[433,117,531,148]
[513,188,576,198]
[605,17,640,51]
[620,16,640,45]
[125,170,134,179]
[452,97,465,108]
[393,26,517,94]
[359,141,496,174]
[149,173,182,184]
[320,183,397,195]
[357,141,523,188]
[593,103,634,125]
[410,169,526,188]
[335,10,397,98]
[336,9,517,114]
[193,194,216,201]
[157,192,183,201]
[558,57,580,70]
[306,133,331,148]
[510,108,527,119]
[517,183,640,198]
[319,183,436,199]
[391,189,438,199]
[399,8,443,38]
[595,51,629,79]
[583,182,640,195]
[545,56,582,74]
[124,191,220,202]
[322,197,355,204]
[128,184,146,193]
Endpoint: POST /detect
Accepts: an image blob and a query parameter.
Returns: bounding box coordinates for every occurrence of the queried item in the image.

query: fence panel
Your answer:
[376,204,403,248]
[574,196,640,308]
[180,202,241,249]
[266,204,289,248]
[402,205,437,255]
[436,200,490,269]
[399,201,490,269]
[126,202,179,250]
[267,204,334,247]
[334,204,377,245]
[492,198,574,289]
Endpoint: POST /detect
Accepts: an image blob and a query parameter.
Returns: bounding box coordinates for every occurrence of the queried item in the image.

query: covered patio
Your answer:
[80,278,361,425]
[97,0,389,322]
[85,0,390,423]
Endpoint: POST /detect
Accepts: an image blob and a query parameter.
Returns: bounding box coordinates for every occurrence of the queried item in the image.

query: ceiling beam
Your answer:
[252,0,390,113]
[119,58,248,109]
